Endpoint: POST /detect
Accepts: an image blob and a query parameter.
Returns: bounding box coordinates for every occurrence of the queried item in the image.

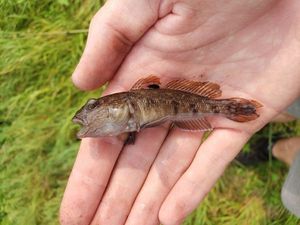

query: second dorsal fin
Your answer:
[131,75,161,90]
[165,79,222,98]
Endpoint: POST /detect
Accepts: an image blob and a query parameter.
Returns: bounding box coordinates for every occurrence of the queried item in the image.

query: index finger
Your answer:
[59,137,123,225]
[72,0,159,90]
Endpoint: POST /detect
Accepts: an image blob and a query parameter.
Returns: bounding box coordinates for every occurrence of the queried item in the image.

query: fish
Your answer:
[72,75,262,144]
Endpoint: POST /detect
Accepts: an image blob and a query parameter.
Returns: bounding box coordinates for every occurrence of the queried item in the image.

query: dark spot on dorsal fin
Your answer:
[148,84,160,89]
[131,75,161,90]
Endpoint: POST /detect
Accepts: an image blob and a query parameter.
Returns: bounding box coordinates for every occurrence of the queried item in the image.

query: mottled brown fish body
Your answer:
[73,76,262,143]
[130,89,214,126]
[128,89,258,127]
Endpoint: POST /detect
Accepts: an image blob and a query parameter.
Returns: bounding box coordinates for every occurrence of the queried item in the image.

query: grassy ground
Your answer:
[0,1,299,224]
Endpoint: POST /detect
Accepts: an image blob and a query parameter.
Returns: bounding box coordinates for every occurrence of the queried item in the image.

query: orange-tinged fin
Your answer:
[249,99,263,108]
[165,79,222,98]
[174,118,212,131]
[131,75,161,90]
[223,98,262,122]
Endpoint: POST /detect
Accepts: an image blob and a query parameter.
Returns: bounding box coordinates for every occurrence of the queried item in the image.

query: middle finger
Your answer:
[91,125,169,225]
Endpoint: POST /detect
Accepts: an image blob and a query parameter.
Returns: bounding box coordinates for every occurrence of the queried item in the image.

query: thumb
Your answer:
[72,0,159,90]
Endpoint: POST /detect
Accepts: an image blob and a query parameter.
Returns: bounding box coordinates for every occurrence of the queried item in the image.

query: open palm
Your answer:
[60,0,300,225]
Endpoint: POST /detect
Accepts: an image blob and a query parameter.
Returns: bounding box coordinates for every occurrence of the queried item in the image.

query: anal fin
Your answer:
[174,118,212,132]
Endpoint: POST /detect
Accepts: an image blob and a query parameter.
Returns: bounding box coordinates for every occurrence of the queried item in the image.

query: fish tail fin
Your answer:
[222,98,262,122]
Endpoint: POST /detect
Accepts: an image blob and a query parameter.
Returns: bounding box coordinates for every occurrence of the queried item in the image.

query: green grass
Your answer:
[0,1,299,225]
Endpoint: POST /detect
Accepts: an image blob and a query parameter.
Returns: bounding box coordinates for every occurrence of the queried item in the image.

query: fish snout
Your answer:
[72,113,87,126]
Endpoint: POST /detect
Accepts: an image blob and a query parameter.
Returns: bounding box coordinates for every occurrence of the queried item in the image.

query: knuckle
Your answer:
[159,204,185,225]
[135,200,156,215]
[89,11,101,29]
[126,201,159,225]
[92,198,129,225]
[126,152,149,169]
[155,158,189,189]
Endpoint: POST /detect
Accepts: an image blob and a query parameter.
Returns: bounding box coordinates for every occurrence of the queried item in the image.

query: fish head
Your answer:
[72,97,130,138]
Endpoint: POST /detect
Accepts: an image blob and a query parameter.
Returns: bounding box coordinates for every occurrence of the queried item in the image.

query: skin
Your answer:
[271,115,299,166]
[272,137,300,166]
[60,0,300,225]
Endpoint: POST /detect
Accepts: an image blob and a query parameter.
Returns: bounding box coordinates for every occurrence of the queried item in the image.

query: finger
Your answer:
[159,129,251,225]
[91,125,169,225]
[125,128,203,225]
[72,0,159,90]
[60,137,123,225]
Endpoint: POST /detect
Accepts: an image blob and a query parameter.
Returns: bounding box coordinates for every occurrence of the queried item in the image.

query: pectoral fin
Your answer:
[174,118,212,131]
[140,118,167,129]
[124,132,137,145]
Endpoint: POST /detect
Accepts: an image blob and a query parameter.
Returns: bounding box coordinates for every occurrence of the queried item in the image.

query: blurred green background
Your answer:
[0,1,300,224]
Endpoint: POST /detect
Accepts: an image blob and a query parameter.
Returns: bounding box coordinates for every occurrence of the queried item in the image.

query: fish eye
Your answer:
[86,98,98,110]
[87,98,97,104]
[87,103,96,110]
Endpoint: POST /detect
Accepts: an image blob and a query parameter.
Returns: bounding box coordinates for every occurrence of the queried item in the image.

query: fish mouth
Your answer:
[72,114,87,126]
[76,126,90,139]
[72,114,90,138]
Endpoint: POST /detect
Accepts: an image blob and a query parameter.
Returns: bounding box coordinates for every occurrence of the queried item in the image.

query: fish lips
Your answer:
[72,114,89,138]
[72,114,87,126]
[76,126,90,139]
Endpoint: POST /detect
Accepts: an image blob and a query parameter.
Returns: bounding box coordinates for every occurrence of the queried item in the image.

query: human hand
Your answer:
[60,0,300,224]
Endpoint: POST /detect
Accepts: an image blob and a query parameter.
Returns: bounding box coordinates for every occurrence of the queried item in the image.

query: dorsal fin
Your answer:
[174,118,212,131]
[165,79,222,98]
[131,75,161,90]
